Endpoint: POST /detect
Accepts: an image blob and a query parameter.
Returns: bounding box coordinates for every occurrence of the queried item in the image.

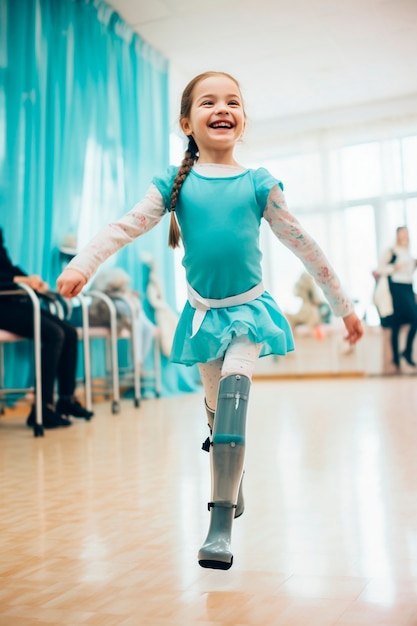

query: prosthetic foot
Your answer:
[202,403,245,518]
[198,374,250,570]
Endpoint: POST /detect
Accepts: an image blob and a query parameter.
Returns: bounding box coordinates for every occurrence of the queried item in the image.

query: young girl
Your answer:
[57,71,363,570]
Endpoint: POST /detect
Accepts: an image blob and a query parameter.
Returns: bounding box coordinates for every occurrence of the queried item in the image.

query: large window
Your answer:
[329,142,382,202]
[255,133,417,323]
[403,137,417,192]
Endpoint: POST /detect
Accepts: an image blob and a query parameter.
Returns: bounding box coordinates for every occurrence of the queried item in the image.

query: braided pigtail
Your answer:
[168,136,198,249]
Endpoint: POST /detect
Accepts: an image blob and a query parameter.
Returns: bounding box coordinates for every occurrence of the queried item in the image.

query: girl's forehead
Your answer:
[193,75,241,98]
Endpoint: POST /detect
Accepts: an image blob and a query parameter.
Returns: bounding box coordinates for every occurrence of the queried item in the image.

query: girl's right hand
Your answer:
[56,269,87,298]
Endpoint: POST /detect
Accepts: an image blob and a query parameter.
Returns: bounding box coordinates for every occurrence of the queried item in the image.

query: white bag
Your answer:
[373,275,393,318]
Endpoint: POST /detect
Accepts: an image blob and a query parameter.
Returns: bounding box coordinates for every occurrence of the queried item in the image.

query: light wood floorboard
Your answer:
[1,376,417,625]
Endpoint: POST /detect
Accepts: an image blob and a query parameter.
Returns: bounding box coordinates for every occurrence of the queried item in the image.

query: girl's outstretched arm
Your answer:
[264,184,363,342]
[264,185,354,318]
[56,185,165,297]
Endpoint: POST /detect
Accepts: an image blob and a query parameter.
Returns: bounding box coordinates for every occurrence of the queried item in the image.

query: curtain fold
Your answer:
[0,0,199,397]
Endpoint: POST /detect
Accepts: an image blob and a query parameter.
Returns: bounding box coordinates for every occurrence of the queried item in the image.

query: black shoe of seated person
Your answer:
[26,405,72,429]
[56,397,94,420]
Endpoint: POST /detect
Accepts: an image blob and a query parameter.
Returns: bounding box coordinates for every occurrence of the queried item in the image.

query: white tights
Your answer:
[198,336,262,411]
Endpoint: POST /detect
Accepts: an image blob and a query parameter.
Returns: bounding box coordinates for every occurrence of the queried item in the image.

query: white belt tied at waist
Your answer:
[187,281,265,338]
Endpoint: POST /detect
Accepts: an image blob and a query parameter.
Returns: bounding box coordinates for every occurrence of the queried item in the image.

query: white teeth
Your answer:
[211,122,232,128]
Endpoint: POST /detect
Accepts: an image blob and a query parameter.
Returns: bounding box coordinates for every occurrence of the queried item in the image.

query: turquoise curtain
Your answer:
[0,0,199,397]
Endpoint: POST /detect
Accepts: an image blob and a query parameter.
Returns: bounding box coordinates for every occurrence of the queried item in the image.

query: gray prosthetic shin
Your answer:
[203,403,245,518]
[198,374,250,570]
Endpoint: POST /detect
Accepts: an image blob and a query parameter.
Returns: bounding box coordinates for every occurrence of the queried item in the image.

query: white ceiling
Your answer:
[107,0,417,147]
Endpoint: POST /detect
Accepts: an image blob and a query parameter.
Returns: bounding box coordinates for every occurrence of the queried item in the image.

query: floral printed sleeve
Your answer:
[263,185,354,317]
[66,184,166,281]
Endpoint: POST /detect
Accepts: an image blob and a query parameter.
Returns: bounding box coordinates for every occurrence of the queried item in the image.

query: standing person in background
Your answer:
[378,225,417,369]
[57,71,363,570]
[0,228,94,428]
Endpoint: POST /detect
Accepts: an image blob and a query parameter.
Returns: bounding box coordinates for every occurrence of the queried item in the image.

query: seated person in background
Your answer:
[0,228,93,428]
[87,268,158,364]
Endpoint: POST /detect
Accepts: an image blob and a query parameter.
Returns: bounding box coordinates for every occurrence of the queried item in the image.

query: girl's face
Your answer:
[180,75,246,163]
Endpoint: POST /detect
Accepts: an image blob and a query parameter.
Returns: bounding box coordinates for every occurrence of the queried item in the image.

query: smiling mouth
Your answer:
[209,121,234,129]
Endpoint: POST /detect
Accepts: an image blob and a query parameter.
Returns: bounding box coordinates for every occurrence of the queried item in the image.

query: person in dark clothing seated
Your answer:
[0,228,93,428]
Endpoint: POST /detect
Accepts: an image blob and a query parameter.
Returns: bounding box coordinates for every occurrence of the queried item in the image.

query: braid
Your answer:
[168,136,198,249]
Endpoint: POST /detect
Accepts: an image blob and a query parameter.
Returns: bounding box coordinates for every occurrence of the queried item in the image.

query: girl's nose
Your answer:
[215,104,229,115]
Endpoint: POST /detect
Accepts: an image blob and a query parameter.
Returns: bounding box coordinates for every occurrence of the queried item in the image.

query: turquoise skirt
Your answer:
[170,291,294,365]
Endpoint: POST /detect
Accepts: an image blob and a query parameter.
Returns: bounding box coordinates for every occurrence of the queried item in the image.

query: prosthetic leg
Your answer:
[198,374,250,570]
[202,404,245,518]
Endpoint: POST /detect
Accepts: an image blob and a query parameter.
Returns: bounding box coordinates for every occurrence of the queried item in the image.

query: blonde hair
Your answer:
[168,71,243,249]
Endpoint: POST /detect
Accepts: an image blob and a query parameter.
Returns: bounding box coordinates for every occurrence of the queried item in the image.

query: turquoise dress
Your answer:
[152,166,294,366]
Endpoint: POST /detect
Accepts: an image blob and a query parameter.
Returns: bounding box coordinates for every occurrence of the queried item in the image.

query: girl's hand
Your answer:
[342,312,363,345]
[56,269,87,298]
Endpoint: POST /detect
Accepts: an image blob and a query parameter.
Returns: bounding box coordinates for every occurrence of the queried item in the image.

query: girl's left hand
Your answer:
[342,312,364,345]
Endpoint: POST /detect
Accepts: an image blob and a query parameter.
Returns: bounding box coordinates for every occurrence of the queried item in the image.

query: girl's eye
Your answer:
[229,101,240,106]
[201,100,213,106]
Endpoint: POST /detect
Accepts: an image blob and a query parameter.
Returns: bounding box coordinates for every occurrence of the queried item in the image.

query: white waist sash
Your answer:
[187,281,265,338]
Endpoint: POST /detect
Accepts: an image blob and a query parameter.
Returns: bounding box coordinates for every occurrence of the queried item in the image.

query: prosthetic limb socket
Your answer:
[198,374,250,570]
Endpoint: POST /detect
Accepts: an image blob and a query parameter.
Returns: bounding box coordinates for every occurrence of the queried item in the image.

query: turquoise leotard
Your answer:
[152,166,294,365]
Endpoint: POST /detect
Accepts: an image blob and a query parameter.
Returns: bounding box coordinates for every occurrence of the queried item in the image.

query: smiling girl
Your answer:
[57,71,363,570]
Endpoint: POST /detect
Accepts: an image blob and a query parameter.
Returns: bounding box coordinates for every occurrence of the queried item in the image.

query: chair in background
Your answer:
[83,290,122,414]
[109,292,162,403]
[63,262,162,409]
[45,291,93,413]
[87,290,150,411]
[0,283,44,437]
[108,292,142,408]
[47,288,119,414]
[80,289,161,412]
[72,293,93,412]
[140,331,162,399]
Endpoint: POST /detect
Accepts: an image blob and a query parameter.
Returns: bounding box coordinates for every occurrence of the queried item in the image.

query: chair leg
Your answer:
[79,295,93,411]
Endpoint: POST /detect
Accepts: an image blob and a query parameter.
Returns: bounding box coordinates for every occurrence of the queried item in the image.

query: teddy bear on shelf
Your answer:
[285,272,331,334]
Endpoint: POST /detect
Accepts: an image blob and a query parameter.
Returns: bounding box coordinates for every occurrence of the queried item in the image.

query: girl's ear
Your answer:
[180,118,192,135]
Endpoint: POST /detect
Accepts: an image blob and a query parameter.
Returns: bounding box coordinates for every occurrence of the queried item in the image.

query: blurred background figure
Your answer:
[376,226,417,370]
[285,272,331,338]
[0,228,94,428]
[87,267,158,364]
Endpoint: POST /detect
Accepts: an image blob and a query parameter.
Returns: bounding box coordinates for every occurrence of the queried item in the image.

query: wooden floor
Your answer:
[1,376,417,625]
